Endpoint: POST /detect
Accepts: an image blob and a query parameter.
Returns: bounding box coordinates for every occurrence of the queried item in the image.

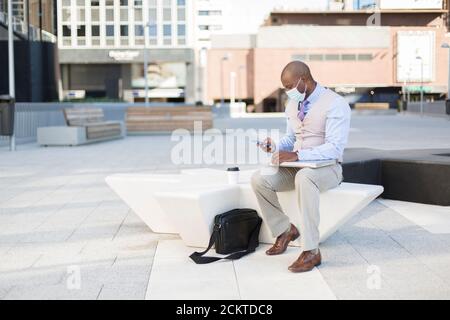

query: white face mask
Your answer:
[286,79,307,103]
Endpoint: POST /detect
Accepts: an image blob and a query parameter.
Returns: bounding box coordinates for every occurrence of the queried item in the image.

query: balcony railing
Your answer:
[0,11,56,43]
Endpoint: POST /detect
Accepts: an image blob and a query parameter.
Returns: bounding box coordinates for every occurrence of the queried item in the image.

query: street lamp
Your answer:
[416,56,424,117]
[220,54,230,107]
[143,22,152,107]
[8,0,16,151]
[237,65,246,103]
[441,43,450,104]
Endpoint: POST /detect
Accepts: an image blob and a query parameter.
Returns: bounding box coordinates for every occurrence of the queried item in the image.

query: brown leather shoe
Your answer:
[265,224,300,256]
[288,249,322,273]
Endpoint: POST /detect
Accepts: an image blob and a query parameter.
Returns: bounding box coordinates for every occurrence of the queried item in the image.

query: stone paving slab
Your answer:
[1,114,450,299]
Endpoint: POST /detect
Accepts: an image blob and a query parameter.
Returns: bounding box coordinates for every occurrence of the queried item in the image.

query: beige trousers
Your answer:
[251,164,343,251]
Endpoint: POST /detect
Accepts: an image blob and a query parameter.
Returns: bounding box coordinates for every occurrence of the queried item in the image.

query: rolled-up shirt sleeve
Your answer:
[297,97,351,161]
[277,118,296,152]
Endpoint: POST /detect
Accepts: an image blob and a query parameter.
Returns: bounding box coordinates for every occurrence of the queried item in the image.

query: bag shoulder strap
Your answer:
[189,220,261,264]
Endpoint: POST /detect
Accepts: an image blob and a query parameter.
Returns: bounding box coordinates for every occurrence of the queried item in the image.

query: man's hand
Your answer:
[259,137,274,153]
[271,151,298,165]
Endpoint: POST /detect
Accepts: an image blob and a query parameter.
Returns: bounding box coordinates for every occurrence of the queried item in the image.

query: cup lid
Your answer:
[227,167,240,172]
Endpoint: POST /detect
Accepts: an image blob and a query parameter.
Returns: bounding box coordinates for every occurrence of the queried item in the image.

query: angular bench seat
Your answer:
[105,171,233,233]
[155,181,383,248]
[106,169,383,248]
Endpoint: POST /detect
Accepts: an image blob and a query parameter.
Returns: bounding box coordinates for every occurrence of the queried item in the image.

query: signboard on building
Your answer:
[108,50,140,61]
[379,0,443,10]
[396,31,435,83]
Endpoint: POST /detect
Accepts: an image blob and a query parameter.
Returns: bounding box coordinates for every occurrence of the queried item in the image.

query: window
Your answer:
[210,10,221,15]
[177,8,185,20]
[106,9,114,21]
[342,54,356,61]
[177,0,185,5]
[148,24,157,37]
[134,9,142,21]
[177,24,185,36]
[62,0,71,6]
[91,0,99,6]
[163,24,171,36]
[91,8,99,21]
[292,54,307,61]
[134,0,142,6]
[62,9,71,21]
[198,10,221,16]
[120,25,128,36]
[135,25,144,36]
[199,25,208,31]
[91,25,100,36]
[163,0,171,6]
[77,0,84,5]
[62,25,71,36]
[163,8,171,20]
[358,54,373,61]
[309,54,324,61]
[163,38,172,45]
[77,8,85,21]
[77,25,86,36]
[105,0,114,5]
[148,9,157,22]
[325,54,339,61]
[106,25,114,37]
[120,8,128,21]
[120,0,128,5]
[149,0,157,6]
[178,38,186,45]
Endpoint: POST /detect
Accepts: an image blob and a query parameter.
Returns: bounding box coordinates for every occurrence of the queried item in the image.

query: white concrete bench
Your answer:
[37,108,125,146]
[105,174,185,234]
[106,169,383,248]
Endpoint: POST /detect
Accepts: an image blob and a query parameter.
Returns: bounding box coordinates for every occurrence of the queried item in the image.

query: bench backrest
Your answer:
[354,103,389,110]
[126,106,213,132]
[64,108,105,126]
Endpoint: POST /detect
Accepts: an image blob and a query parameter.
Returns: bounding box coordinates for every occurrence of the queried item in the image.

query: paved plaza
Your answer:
[1,113,450,299]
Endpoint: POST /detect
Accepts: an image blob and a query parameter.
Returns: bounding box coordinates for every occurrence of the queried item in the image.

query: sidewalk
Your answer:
[1,114,450,299]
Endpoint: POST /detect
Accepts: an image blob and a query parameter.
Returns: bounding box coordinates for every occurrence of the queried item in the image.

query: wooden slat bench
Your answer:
[126,106,213,134]
[37,108,124,146]
[354,102,390,110]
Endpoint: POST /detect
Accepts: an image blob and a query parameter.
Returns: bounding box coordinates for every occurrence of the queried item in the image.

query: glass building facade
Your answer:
[58,0,189,48]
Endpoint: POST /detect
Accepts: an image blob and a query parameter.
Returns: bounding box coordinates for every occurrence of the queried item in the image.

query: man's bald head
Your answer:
[280,61,314,90]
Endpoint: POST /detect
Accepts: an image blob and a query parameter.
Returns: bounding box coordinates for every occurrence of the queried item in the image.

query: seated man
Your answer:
[251,61,351,273]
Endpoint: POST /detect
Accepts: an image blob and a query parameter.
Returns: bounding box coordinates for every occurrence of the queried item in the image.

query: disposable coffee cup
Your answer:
[227,167,240,185]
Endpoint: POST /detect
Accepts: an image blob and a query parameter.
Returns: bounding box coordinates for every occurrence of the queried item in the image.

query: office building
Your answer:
[0,0,59,101]
[207,0,450,112]
[58,0,196,102]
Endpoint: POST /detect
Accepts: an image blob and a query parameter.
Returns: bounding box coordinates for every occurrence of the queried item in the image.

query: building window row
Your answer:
[198,24,221,31]
[293,53,374,62]
[198,10,221,16]
[60,0,187,47]
[62,0,181,7]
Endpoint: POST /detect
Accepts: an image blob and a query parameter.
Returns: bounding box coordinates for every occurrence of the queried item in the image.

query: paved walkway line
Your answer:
[146,240,336,300]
